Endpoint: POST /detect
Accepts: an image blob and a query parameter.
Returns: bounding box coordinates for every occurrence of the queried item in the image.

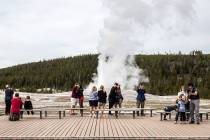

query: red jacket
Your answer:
[11,97,23,113]
[72,86,79,98]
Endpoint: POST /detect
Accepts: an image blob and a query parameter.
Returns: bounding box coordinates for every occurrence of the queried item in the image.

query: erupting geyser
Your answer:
[92,0,195,90]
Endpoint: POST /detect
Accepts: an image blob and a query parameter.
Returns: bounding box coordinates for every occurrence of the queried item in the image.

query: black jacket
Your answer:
[109,87,117,102]
[98,90,107,103]
[5,89,14,101]
[24,100,33,109]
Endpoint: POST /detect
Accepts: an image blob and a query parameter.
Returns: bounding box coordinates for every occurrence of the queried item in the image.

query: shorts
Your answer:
[71,98,79,106]
[89,100,98,107]
[99,102,106,107]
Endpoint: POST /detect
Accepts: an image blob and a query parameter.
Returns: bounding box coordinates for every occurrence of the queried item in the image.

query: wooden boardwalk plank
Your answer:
[36,119,60,137]
[94,117,100,137]
[123,118,141,137]
[85,117,94,137]
[0,115,210,139]
[103,116,109,137]
[61,117,78,137]
[66,117,83,137]
[75,117,88,137]
[81,118,91,137]
[89,117,97,137]
[106,117,114,137]
[80,117,91,137]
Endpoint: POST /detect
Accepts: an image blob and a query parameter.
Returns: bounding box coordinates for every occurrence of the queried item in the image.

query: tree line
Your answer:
[0,52,210,98]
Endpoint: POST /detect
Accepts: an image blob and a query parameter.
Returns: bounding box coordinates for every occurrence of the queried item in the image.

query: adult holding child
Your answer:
[177,85,190,121]
[187,83,200,124]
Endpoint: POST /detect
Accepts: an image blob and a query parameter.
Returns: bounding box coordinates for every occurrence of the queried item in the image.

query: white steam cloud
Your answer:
[92,0,195,90]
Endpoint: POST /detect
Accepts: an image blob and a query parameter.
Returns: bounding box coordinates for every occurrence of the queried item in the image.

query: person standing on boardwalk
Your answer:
[188,83,200,124]
[115,84,123,108]
[177,85,190,121]
[78,85,84,115]
[9,93,23,121]
[98,85,107,117]
[89,86,98,117]
[108,83,118,115]
[5,85,14,115]
[136,83,146,116]
[70,83,80,115]
[175,94,187,124]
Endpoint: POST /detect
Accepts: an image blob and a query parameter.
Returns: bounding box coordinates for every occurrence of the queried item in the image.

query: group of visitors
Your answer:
[70,82,124,117]
[176,83,200,124]
[4,85,34,121]
[164,83,200,124]
[4,81,200,125]
[70,82,147,117]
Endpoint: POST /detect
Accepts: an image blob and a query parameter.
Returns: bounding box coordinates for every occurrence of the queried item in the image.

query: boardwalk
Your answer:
[0,114,210,139]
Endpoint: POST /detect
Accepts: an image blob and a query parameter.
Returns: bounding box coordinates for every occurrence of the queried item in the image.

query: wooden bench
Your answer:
[41,108,66,119]
[157,111,208,121]
[186,112,208,122]
[96,108,155,119]
[20,109,42,119]
[200,109,210,120]
[0,108,4,116]
[156,111,172,121]
[65,108,88,117]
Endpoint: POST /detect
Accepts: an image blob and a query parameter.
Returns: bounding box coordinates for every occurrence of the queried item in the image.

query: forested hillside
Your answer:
[0,52,210,98]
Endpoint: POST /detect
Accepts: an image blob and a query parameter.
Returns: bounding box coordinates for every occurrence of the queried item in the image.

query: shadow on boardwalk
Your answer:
[0,114,210,139]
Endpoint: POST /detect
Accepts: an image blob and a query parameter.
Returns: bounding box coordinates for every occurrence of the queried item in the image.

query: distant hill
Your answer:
[0,52,210,98]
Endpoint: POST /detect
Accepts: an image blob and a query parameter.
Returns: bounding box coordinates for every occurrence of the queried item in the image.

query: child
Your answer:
[9,93,23,121]
[24,96,34,115]
[175,94,186,124]
[89,86,98,117]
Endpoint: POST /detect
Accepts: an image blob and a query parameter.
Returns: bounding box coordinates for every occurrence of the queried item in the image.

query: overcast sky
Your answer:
[0,0,210,68]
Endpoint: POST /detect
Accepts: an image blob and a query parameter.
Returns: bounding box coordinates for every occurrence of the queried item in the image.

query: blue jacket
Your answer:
[178,100,186,112]
[136,89,146,101]
[89,91,98,101]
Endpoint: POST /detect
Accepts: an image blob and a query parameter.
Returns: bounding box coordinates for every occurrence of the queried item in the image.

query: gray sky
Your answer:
[0,0,210,68]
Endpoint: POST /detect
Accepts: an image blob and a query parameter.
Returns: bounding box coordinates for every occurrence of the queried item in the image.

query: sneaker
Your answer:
[163,118,167,121]
[189,121,195,124]
[197,122,200,125]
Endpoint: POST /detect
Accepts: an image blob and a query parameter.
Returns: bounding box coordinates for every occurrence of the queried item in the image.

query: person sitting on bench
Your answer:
[163,105,177,120]
[24,96,34,115]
